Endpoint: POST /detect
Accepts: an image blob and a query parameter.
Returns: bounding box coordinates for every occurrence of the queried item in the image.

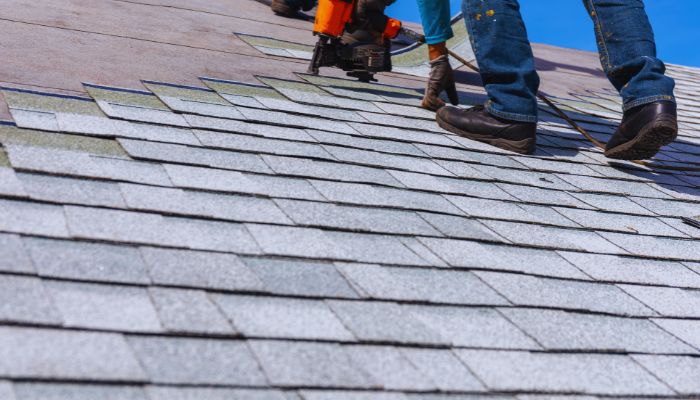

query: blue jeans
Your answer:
[416,0,676,122]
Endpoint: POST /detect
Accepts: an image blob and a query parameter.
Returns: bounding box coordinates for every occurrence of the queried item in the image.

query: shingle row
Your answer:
[5,268,700,350]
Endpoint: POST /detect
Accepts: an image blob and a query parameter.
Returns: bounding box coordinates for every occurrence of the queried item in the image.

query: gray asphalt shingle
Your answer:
[651,318,700,350]
[406,305,539,349]
[480,220,625,253]
[246,224,351,260]
[417,212,502,241]
[0,199,69,237]
[299,391,407,400]
[274,199,441,236]
[455,350,672,395]
[474,271,656,316]
[249,340,375,388]
[119,183,291,224]
[127,336,266,385]
[349,122,456,147]
[495,182,589,208]
[327,147,452,176]
[343,346,435,391]
[631,355,700,395]
[65,206,261,253]
[327,300,443,345]
[570,192,656,215]
[24,238,150,284]
[263,155,402,187]
[183,114,315,142]
[599,232,700,261]
[500,308,695,353]
[212,295,354,341]
[149,288,233,334]
[0,275,61,325]
[195,130,334,160]
[164,163,264,194]
[140,247,263,291]
[0,233,33,273]
[0,382,13,400]
[0,327,146,381]
[310,180,463,215]
[557,251,700,287]
[388,171,515,200]
[0,166,27,197]
[46,281,162,332]
[18,173,126,208]
[326,232,430,266]
[554,207,686,236]
[242,258,358,298]
[335,263,508,305]
[418,238,591,280]
[12,384,147,400]
[118,139,272,174]
[618,284,700,318]
[399,348,486,392]
[7,145,171,187]
[146,387,290,400]
[306,129,427,157]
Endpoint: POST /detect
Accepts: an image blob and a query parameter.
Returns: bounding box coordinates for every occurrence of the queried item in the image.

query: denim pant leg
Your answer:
[462,0,540,122]
[583,0,675,111]
[416,0,454,44]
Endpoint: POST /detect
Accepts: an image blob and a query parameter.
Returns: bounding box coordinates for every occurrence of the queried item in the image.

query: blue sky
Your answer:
[387,0,700,67]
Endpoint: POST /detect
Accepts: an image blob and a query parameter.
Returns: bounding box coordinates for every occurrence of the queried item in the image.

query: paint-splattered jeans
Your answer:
[418,0,676,122]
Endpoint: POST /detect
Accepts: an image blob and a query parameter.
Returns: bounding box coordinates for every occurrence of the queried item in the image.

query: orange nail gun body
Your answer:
[308,0,403,82]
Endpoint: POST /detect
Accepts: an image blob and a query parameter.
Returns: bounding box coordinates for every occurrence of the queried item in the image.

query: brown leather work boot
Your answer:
[605,101,677,160]
[437,105,537,155]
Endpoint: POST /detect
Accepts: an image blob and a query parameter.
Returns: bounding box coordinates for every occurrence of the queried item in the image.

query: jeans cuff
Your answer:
[486,102,538,123]
[623,95,676,111]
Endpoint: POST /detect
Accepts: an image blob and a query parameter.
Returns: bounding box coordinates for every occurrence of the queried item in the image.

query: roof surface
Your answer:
[1,1,700,399]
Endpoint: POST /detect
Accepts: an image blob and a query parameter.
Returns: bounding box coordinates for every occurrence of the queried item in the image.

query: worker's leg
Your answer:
[583,0,677,160]
[583,0,675,110]
[416,0,454,45]
[462,0,540,122]
[434,0,539,154]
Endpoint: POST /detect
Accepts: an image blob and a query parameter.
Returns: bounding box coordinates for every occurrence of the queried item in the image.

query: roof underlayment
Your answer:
[0,1,700,398]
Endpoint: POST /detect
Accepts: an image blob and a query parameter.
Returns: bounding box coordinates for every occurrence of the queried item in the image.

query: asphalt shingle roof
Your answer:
[1,1,700,398]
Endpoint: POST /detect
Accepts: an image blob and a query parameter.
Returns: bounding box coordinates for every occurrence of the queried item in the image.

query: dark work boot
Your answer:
[270,0,300,17]
[436,105,537,155]
[605,101,678,160]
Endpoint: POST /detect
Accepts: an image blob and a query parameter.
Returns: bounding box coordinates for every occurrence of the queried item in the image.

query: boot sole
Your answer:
[604,116,678,160]
[437,116,536,155]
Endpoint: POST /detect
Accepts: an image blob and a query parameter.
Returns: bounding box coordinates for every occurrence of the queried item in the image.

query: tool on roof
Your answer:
[308,0,420,82]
